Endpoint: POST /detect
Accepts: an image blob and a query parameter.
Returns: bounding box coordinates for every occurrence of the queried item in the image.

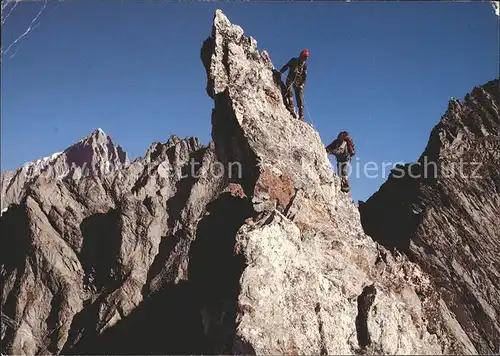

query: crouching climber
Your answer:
[326,131,355,193]
[279,48,309,121]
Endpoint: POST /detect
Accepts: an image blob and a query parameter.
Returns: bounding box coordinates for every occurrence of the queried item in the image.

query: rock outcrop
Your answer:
[0,9,487,356]
[360,79,500,354]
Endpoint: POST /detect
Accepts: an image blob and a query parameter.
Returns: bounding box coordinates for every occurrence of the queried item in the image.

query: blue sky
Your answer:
[1,1,498,202]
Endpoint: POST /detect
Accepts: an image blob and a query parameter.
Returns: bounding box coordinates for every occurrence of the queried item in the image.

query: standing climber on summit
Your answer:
[326,131,356,193]
[279,48,309,121]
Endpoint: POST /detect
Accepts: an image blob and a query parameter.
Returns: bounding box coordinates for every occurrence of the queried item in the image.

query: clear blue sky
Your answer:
[1,1,498,202]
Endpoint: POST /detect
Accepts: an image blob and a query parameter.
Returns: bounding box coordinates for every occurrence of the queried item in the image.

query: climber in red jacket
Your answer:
[326,131,355,193]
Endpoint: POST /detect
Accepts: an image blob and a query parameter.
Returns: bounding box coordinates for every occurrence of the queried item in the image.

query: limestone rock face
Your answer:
[0,9,481,356]
[360,79,500,354]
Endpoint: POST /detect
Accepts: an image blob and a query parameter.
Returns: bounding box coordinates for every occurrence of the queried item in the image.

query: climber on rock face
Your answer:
[279,48,309,121]
[326,131,355,193]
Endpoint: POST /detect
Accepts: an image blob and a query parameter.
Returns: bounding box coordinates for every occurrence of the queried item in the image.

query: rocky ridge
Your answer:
[359,79,500,354]
[0,9,487,355]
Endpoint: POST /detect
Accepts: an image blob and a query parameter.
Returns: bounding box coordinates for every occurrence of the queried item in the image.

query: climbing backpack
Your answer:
[327,138,347,156]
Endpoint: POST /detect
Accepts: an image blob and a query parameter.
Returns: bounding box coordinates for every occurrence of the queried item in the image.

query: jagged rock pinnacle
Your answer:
[199,9,469,355]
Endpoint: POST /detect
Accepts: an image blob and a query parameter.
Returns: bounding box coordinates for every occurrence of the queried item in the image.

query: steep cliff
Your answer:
[360,79,500,354]
[0,9,481,356]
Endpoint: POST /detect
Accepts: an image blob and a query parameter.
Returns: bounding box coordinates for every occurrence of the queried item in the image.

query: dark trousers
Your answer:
[285,81,304,121]
[336,157,351,190]
[337,159,350,178]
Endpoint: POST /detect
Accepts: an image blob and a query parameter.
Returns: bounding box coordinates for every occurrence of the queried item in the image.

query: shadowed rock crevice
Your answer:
[143,234,181,295]
[80,209,122,292]
[211,91,260,198]
[0,203,32,275]
[45,293,65,354]
[62,281,206,355]
[188,192,256,353]
[355,285,377,351]
[201,37,216,99]
[222,41,231,81]
[59,291,109,355]
[0,204,32,352]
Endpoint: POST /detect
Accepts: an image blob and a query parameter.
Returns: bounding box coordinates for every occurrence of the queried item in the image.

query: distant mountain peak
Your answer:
[72,127,113,147]
[1,128,129,213]
[91,127,108,138]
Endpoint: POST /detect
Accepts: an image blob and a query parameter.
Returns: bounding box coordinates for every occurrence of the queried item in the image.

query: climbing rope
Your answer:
[303,95,316,129]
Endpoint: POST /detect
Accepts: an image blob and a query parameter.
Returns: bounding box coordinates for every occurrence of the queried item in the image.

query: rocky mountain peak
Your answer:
[88,127,109,142]
[62,127,128,176]
[429,80,499,159]
[1,128,129,214]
